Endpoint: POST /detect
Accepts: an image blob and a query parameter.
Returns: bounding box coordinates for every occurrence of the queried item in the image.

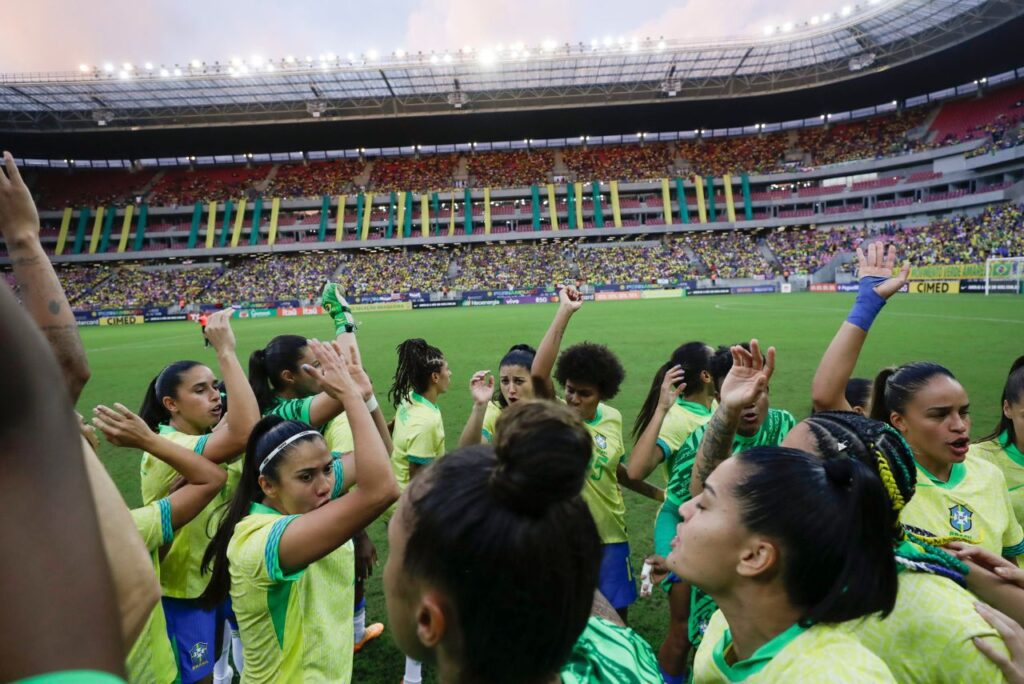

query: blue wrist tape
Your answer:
[846,275,888,331]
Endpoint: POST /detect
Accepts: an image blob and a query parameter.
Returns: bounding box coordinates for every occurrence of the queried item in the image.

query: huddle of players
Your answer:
[4,146,1024,684]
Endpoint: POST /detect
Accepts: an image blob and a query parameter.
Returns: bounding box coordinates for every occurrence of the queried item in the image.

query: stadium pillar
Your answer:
[55,208,73,255]
[87,207,105,254]
[361,193,373,240]
[675,178,690,224]
[660,178,673,225]
[404,192,414,238]
[421,194,430,237]
[220,201,234,248]
[547,183,560,231]
[566,184,577,229]
[335,194,347,241]
[387,192,397,239]
[396,192,407,236]
[609,181,622,228]
[483,188,492,235]
[741,174,754,221]
[355,193,366,240]
[591,182,604,228]
[431,193,441,236]
[530,185,542,231]
[267,198,281,246]
[319,195,331,242]
[705,176,717,222]
[98,206,115,253]
[204,201,218,249]
[574,183,584,229]
[723,175,737,223]
[464,188,473,235]
[186,202,202,249]
[249,198,264,246]
[73,208,90,254]
[694,176,708,224]
[134,205,149,252]
[230,199,247,247]
[118,205,135,253]
[448,191,457,236]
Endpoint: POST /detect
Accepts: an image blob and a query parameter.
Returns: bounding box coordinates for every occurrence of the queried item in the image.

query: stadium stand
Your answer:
[147,165,273,206]
[562,144,674,182]
[369,154,460,192]
[264,159,365,199]
[466,150,553,188]
[32,168,158,211]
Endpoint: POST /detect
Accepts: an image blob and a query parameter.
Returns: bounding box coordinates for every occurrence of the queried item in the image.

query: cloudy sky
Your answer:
[2,0,832,72]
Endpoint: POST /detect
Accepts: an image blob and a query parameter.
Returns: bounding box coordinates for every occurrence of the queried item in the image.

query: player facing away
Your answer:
[201,340,399,683]
[387,337,451,684]
[458,343,536,447]
[384,400,661,684]
[668,447,899,683]
[136,309,260,684]
[199,311,210,347]
[532,286,664,623]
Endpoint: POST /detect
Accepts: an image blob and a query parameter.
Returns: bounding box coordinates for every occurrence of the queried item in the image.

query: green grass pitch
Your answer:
[74,293,1022,682]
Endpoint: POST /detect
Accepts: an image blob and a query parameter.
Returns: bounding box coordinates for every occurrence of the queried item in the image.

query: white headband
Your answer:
[259,430,321,473]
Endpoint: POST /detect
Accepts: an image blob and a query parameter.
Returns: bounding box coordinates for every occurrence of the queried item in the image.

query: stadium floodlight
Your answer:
[840,5,852,17]
[430,54,439,64]
[478,49,497,67]
[542,39,557,52]
[285,55,296,63]
[190,59,201,68]
[602,36,613,47]
[265,63,275,72]
[250,55,264,67]
[443,53,453,64]
[395,48,406,58]
[118,69,131,79]
[325,52,336,62]
[763,25,775,36]
[123,62,134,71]
[782,22,793,32]
[173,67,182,76]
[367,49,379,60]
[657,40,667,50]
[159,68,170,77]
[822,13,832,21]
[79,64,90,72]
[590,39,598,49]
[103,62,114,73]
[810,15,820,25]
[144,62,153,70]
[629,40,639,53]
[231,56,243,66]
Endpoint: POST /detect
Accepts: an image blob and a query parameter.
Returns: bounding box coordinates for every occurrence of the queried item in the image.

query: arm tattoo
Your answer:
[695,410,737,487]
[48,300,61,315]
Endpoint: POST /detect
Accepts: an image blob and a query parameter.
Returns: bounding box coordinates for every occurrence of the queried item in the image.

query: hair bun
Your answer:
[823,457,855,490]
[491,402,591,517]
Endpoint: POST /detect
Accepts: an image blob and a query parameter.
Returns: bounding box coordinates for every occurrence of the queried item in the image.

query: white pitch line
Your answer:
[713,302,1024,325]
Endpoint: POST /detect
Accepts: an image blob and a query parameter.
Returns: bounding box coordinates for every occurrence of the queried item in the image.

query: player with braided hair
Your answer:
[780,411,1011,682]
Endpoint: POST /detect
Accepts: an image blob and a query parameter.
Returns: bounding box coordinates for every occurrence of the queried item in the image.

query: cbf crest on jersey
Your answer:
[949,504,974,534]
[190,640,209,670]
[594,434,608,451]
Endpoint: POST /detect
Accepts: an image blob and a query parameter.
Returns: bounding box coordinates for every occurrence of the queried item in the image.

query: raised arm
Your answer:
[93,403,228,529]
[341,337,393,455]
[0,280,124,680]
[277,340,399,573]
[200,308,261,462]
[458,370,495,447]
[0,151,90,401]
[810,243,909,412]
[626,365,685,481]
[531,286,582,398]
[690,340,774,497]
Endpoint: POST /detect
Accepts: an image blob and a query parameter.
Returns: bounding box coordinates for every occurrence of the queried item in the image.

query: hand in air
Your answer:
[469,370,495,406]
[718,339,775,413]
[92,403,157,450]
[856,242,910,300]
[0,152,40,248]
[658,365,686,412]
[558,285,583,313]
[203,308,237,352]
[302,339,358,401]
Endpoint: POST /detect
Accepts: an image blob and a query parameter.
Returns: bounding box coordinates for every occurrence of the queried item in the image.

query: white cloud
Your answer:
[626,0,827,41]
[403,0,581,54]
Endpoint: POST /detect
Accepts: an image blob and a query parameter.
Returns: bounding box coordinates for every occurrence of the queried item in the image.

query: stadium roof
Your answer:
[3,0,1023,158]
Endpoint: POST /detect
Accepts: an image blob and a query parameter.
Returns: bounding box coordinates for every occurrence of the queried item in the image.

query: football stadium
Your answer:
[2,0,1024,682]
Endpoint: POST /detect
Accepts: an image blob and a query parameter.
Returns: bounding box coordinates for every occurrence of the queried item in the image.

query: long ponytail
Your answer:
[632,341,714,439]
[389,338,445,409]
[200,415,322,607]
[138,361,202,431]
[247,335,309,413]
[870,362,956,426]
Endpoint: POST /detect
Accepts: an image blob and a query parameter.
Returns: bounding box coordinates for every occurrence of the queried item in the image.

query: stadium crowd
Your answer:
[765,226,860,274]
[795,108,931,166]
[199,252,338,305]
[562,143,675,182]
[264,159,365,199]
[146,165,272,206]
[466,150,553,188]
[368,154,460,193]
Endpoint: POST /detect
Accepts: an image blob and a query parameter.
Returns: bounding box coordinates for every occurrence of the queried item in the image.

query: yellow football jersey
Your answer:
[390,392,445,490]
[902,455,1024,557]
[970,432,1024,527]
[694,610,895,683]
[582,403,628,544]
